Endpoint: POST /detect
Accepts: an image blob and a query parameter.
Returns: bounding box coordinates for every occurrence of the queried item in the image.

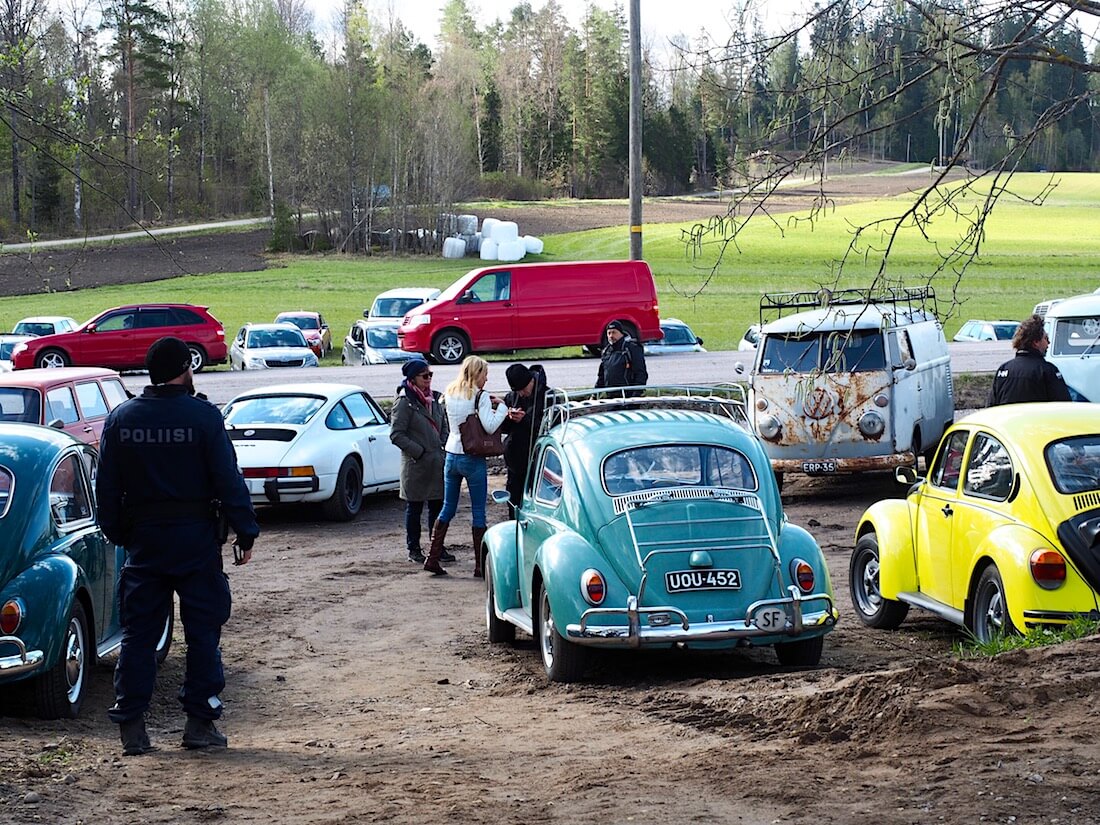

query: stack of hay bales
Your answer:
[440,213,543,262]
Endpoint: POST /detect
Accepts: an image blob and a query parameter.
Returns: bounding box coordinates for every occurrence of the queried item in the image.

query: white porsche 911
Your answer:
[222,383,400,520]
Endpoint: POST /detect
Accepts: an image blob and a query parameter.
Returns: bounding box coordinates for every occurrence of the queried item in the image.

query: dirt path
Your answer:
[4,472,1099,825]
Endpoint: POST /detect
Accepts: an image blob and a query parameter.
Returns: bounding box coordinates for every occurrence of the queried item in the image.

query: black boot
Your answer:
[407,546,426,563]
[119,717,158,756]
[182,716,228,749]
[424,520,450,576]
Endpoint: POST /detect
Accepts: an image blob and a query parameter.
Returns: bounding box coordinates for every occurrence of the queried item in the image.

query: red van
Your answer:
[397,260,661,364]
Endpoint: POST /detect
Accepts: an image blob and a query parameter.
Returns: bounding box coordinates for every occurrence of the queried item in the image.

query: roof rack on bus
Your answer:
[759,286,938,325]
[539,384,748,437]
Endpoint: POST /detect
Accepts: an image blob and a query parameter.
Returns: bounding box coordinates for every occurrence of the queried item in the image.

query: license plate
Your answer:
[801,460,837,474]
[665,569,741,593]
[750,604,790,631]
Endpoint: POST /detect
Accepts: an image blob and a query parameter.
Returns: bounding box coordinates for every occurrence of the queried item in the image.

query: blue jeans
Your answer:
[438,452,488,528]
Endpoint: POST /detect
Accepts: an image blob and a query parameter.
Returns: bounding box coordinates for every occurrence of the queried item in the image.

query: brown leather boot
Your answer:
[424,520,450,576]
[472,526,486,578]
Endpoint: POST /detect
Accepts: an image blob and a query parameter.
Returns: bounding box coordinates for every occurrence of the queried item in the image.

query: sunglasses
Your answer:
[417,371,434,378]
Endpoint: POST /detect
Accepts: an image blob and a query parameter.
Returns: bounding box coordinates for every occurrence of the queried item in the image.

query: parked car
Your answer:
[738,324,761,351]
[10,304,226,372]
[643,318,706,356]
[342,320,417,365]
[953,319,1019,343]
[0,425,172,718]
[1043,293,1100,402]
[850,403,1100,642]
[274,311,332,357]
[0,367,130,447]
[0,334,36,372]
[482,387,837,682]
[229,323,319,371]
[397,260,662,364]
[12,316,79,337]
[748,287,954,485]
[222,383,400,520]
[366,287,441,322]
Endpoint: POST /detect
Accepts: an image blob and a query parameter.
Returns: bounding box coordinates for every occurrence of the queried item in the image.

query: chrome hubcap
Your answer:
[540,592,555,668]
[63,617,85,703]
[858,555,882,614]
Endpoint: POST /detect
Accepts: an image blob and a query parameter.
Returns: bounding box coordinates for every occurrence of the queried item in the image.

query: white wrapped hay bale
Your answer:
[490,220,519,243]
[497,239,526,262]
[481,217,499,238]
[480,237,498,260]
[457,214,478,235]
[522,235,544,254]
[442,236,467,258]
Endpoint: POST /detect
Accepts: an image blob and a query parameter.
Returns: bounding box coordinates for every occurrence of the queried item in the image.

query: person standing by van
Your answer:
[427,356,512,578]
[501,363,548,509]
[596,321,648,397]
[988,315,1071,406]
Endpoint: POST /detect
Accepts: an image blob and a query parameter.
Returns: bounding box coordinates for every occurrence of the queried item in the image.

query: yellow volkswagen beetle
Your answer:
[850,403,1100,641]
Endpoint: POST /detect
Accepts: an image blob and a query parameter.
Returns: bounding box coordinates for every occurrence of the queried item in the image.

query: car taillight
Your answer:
[581,569,606,605]
[1,599,23,634]
[1030,548,1066,589]
[791,559,815,593]
[242,466,316,479]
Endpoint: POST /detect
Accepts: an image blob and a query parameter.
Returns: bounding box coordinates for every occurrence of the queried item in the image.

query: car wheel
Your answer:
[154,605,174,665]
[971,563,1017,643]
[33,599,90,719]
[485,557,515,644]
[774,635,824,667]
[431,329,468,365]
[37,348,70,369]
[322,456,363,521]
[849,533,909,629]
[187,344,207,372]
[537,582,588,682]
[584,344,602,357]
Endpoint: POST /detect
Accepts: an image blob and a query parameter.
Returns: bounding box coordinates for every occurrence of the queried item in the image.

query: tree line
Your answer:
[0,0,1097,253]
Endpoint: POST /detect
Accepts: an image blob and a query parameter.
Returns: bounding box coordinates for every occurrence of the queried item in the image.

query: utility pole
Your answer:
[628,0,642,260]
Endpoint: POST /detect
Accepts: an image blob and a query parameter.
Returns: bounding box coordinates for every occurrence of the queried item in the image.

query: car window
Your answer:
[371,297,426,318]
[661,325,694,345]
[993,323,1017,341]
[45,386,80,425]
[101,378,129,409]
[930,429,969,491]
[0,387,40,423]
[535,449,564,505]
[1046,436,1100,494]
[97,311,136,332]
[279,314,319,330]
[223,394,325,425]
[759,334,820,373]
[75,381,110,419]
[326,402,354,430]
[172,307,204,325]
[1051,316,1100,356]
[963,433,1014,500]
[343,393,384,427]
[896,329,914,363]
[350,324,364,344]
[467,272,510,303]
[602,444,757,495]
[137,308,175,329]
[822,330,886,372]
[959,322,976,339]
[0,466,12,517]
[50,453,93,526]
[367,327,399,348]
[15,321,54,336]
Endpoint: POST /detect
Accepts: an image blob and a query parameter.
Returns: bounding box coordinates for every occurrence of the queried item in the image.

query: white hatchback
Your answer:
[229,323,319,370]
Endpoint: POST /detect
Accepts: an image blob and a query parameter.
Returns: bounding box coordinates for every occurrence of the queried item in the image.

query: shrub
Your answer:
[477,172,549,201]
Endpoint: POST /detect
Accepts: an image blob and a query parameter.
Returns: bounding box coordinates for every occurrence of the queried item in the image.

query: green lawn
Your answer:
[2,172,1096,365]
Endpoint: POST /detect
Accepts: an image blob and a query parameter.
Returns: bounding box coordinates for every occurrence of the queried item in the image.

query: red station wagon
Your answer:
[11,304,227,372]
[0,367,131,447]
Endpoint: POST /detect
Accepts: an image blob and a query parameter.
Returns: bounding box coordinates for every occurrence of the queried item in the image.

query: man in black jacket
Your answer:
[500,363,547,509]
[988,314,1072,406]
[595,320,647,397]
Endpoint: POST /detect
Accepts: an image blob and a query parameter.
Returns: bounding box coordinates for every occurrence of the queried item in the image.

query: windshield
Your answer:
[0,387,41,423]
[247,328,307,349]
[0,341,22,359]
[992,323,1017,341]
[278,315,318,330]
[13,322,56,336]
[224,394,325,426]
[660,325,695,345]
[370,297,428,318]
[367,327,399,348]
[759,329,886,374]
[602,444,757,496]
[1045,435,1100,494]
[1051,316,1100,357]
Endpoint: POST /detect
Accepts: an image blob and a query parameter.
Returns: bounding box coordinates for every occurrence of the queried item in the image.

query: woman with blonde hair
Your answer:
[425,355,515,577]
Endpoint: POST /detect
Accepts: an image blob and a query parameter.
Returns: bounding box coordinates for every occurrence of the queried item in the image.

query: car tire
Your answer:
[33,599,90,719]
[322,456,363,521]
[485,557,515,644]
[431,329,469,365]
[584,344,602,357]
[849,533,909,629]
[187,344,207,372]
[37,348,70,369]
[537,582,588,683]
[774,635,824,667]
[154,606,174,665]
[970,563,1016,643]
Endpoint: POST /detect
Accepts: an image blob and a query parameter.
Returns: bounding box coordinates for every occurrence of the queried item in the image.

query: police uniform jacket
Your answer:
[96,384,258,563]
[987,349,1072,406]
[596,335,648,395]
[389,382,447,501]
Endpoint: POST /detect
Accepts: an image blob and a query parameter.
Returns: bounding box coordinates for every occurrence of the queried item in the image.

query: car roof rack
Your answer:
[759,286,938,325]
[540,384,748,437]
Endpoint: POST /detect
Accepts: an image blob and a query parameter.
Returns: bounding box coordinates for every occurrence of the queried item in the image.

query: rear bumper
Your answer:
[243,475,322,504]
[771,453,915,474]
[0,636,44,679]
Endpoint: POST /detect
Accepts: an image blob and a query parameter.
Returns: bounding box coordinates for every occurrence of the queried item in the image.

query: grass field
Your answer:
[1,172,1096,364]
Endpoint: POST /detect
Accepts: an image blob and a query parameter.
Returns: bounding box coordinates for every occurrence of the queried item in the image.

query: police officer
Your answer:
[988,314,1072,406]
[97,336,259,756]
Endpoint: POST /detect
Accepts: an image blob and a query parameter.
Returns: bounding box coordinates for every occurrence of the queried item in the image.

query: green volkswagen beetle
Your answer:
[482,388,838,682]
[0,424,171,718]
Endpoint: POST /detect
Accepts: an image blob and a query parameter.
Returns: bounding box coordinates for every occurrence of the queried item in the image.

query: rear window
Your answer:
[1046,436,1100,494]
[223,395,325,425]
[172,307,205,325]
[602,444,757,496]
[0,388,40,423]
[759,330,886,374]
[278,315,319,330]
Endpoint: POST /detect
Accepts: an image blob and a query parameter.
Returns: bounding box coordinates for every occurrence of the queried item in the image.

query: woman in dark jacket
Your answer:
[389,359,449,563]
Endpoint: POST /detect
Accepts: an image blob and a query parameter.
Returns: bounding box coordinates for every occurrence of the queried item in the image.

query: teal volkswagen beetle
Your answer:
[0,424,171,718]
[482,388,837,682]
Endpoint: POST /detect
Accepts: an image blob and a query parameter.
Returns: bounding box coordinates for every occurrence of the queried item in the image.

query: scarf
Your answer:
[406,380,439,433]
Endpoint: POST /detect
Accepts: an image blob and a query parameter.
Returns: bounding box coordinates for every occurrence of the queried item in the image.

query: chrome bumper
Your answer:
[262,476,319,503]
[0,635,44,678]
[566,588,838,647]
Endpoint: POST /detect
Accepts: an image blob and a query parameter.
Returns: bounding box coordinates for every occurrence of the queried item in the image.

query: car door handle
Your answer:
[83,425,94,432]
[941,504,953,517]
[368,436,376,442]
[518,519,529,528]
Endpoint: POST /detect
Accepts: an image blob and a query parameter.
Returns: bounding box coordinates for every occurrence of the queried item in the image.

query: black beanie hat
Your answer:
[506,363,534,391]
[145,336,192,384]
[402,358,431,379]
[606,320,626,334]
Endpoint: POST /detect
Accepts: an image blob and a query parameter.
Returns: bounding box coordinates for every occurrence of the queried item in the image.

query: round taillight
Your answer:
[581,569,606,605]
[1030,548,1066,590]
[0,599,22,635]
[791,559,815,593]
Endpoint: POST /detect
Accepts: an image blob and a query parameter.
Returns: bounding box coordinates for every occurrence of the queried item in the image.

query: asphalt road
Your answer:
[120,341,1012,406]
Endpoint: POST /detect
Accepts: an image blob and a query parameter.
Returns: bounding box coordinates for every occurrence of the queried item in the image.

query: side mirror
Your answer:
[491,489,512,506]
[458,291,473,304]
[894,357,916,371]
[47,417,65,430]
[895,465,920,485]
[696,337,704,346]
[363,309,370,318]
[84,324,97,333]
